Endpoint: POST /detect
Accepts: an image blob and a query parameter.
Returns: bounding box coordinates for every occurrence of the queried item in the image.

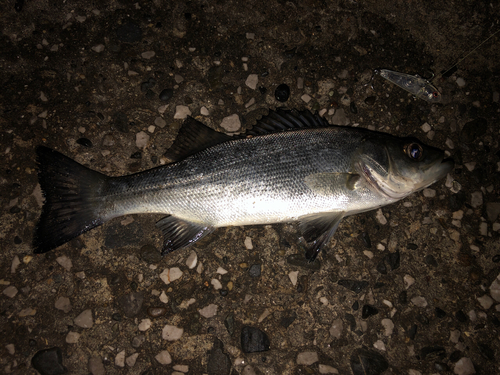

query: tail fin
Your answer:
[33,146,108,253]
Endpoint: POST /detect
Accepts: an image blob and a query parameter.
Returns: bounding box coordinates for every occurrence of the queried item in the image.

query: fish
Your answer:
[33,109,453,261]
[376,69,442,103]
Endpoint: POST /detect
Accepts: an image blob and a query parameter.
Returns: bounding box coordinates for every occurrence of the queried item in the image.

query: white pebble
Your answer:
[329,318,343,339]
[148,125,155,133]
[411,296,428,308]
[11,255,20,274]
[115,350,126,367]
[185,250,197,269]
[376,209,387,225]
[446,138,455,149]
[296,351,318,365]
[479,222,487,236]
[477,295,494,310]
[66,332,80,344]
[2,286,18,298]
[5,344,15,355]
[301,94,312,103]
[452,210,464,220]
[216,267,228,275]
[450,329,460,343]
[373,340,386,351]
[138,319,152,331]
[162,325,183,341]
[490,274,500,302]
[454,357,475,375]
[404,274,415,289]
[427,130,435,140]
[245,74,258,90]
[200,106,209,116]
[40,92,48,102]
[363,250,373,259]
[199,304,218,318]
[318,364,339,374]
[245,97,255,108]
[211,279,222,290]
[154,117,166,128]
[160,267,183,284]
[297,77,304,89]
[141,51,156,59]
[54,296,72,313]
[464,162,476,171]
[220,114,241,132]
[381,318,394,336]
[135,131,150,149]
[423,188,436,198]
[174,105,191,119]
[470,191,483,208]
[456,77,466,88]
[408,370,421,375]
[173,365,189,372]
[92,44,105,53]
[244,236,253,250]
[126,353,139,367]
[288,271,299,286]
[174,74,184,83]
[56,255,72,271]
[74,309,93,328]
[160,291,169,303]
[155,350,172,365]
[421,122,431,132]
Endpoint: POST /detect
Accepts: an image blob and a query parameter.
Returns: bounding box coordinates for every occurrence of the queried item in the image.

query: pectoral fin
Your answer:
[156,216,214,255]
[305,173,361,195]
[298,212,345,261]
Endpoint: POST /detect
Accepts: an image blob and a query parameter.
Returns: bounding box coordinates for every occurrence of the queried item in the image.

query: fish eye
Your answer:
[405,143,423,161]
[433,91,439,98]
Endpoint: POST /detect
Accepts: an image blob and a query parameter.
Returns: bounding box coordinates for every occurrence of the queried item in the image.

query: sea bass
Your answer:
[33,109,453,261]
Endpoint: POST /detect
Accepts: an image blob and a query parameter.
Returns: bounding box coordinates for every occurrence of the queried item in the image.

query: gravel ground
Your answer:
[1,0,500,374]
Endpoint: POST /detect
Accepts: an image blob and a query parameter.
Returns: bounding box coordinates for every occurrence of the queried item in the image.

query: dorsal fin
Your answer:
[164,116,232,162]
[247,109,330,136]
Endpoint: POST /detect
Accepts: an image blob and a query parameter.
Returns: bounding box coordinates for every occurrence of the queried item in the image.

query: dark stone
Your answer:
[492,254,500,263]
[241,326,270,353]
[224,313,234,335]
[398,290,407,304]
[350,348,388,375]
[424,255,438,267]
[248,264,261,277]
[145,89,156,99]
[361,304,379,319]
[261,71,269,77]
[421,346,446,360]
[359,231,371,248]
[345,313,356,331]
[207,66,224,90]
[286,254,321,270]
[131,151,142,159]
[116,22,142,43]
[76,138,93,148]
[140,244,161,264]
[258,86,267,95]
[31,347,67,375]
[112,313,122,321]
[219,289,228,296]
[478,343,494,360]
[350,101,358,114]
[408,324,418,340]
[117,292,144,318]
[364,96,376,105]
[407,243,418,250]
[455,310,468,323]
[15,0,24,12]
[376,259,387,274]
[14,236,22,244]
[373,282,385,289]
[338,279,369,294]
[279,312,297,328]
[207,339,231,375]
[461,118,487,143]
[352,301,359,311]
[434,362,449,371]
[113,112,129,133]
[385,250,400,270]
[449,350,462,362]
[275,84,290,102]
[159,88,174,102]
[140,78,156,92]
[131,335,145,348]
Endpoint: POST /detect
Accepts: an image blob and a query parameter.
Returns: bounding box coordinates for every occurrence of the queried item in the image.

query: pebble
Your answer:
[456,77,466,87]
[200,106,210,116]
[74,309,93,328]
[404,275,415,289]
[31,347,67,375]
[297,351,318,365]
[162,324,183,341]
[154,117,166,128]
[381,318,394,336]
[138,318,152,331]
[319,364,339,374]
[92,44,105,53]
[185,250,198,269]
[373,340,386,351]
[132,335,146,348]
[117,292,144,317]
[411,296,428,308]
[174,105,191,119]
[338,279,369,294]
[160,267,183,284]
[211,279,222,290]
[486,202,500,222]
[19,308,36,317]
[216,267,227,274]
[115,350,126,367]
[423,188,436,198]
[155,350,172,365]
[288,271,298,286]
[329,318,343,339]
[454,357,475,375]
[331,108,350,125]
[11,255,20,273]
[301,94,312,103]
[135,131,150,149]
[350,348,388,375]
[159,88,174,102]
[5,344,15,355]
[245,74,258,90]
[175,74,184,83]
[56,255,72,271]
[362,304,379,319]
[241,326,270,353]
[141,51,155,59]
[66,331,80,344]
[140,244,162,264]
[77,138,93,147]
[3,285,18,298]
[126,353,139,367]
[220,114,241,132]
[248,264,261,277]
[88,356,105,375]
[244,236,253,249]
[470,192,483,208]
[490,274,500,302]
[421,122,431,132]
[376,209,387,225]
[55,296,72,313]
[275,84,290,102]
[207,339,231,375]
[174,364,189,373]
[199,303,218,318]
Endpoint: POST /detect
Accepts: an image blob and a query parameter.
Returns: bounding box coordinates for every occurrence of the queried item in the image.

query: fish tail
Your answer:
[33,146,109,254]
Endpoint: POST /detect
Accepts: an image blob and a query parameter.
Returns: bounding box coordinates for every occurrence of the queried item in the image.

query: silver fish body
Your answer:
[34,110,453,260]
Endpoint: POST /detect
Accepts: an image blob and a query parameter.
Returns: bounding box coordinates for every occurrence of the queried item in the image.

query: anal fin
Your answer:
[298,212,345,262]
[156,216,214,255]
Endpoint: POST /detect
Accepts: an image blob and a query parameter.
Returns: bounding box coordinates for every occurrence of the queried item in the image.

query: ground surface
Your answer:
[1,0,500,374]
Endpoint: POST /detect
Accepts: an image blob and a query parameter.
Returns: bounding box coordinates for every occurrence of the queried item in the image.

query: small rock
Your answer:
[477,295,494,310]
[200,106,210,116]
[362,304,379,319]
[11,255,20,273]
[220,114,241,132]
[131,335,145,348]
[375,209,387,225]
[56,256,72,271]
[117,292,144,317]
[199,304,218,318]
[404,275,415,289]
[162,324,183,341]
[248,264,261,277]
[185,250,198,269]
[338,279,369,294]
[207,339,231,375]
[88,356,105,375]
[115,350,125,367]
[159,88,174,102]
[301,94,312,103]
[138,318,152,331]
[381,319,394,336]
[275,84,290,102]
[454,357,475,375]
[288,271,298,286]
[141,51,155,59]
[350,348,388,375]
[423,188,436,198]
[126,353,139,367]
[160,267,183,284]
[245,74,258,90]
[174,105,191,119]
[2,285,18,298]
[471,192,483,208]
[241,326,270,353]
[74,309,93,328]
[92,44,105,53]
[297,351,318,365]
[486,202,500,222]
[32,347,67,375]
[155,350,172,365]
[65,332,80,344]
[154,117,167,128]
[55,297,72,313]
[411,296,428,308]
[456,77,466,87]
[135,131,150,149]
[329,318,343,339]
[319,364,339,374]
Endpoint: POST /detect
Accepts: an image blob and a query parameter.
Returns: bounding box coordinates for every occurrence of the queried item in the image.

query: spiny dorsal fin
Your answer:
[247,109,330,136]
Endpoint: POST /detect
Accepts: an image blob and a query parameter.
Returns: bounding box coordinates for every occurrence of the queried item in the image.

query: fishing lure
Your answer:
[376,69,442,103]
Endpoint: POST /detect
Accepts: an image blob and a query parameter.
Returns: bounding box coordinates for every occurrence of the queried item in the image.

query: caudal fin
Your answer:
[33,146,108,253]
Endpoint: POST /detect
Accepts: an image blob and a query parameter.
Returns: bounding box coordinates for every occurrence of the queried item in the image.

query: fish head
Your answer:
[355,135,454,200]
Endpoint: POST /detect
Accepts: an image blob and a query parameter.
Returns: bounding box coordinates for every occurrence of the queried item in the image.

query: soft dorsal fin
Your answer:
[164,117,232,162]
[247,109,330,136]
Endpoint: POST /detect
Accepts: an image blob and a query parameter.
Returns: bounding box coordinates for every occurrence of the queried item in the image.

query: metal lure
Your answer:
[376,69,442,103]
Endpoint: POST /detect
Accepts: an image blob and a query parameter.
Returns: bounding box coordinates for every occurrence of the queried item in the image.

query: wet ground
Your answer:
[1,0,500,374]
